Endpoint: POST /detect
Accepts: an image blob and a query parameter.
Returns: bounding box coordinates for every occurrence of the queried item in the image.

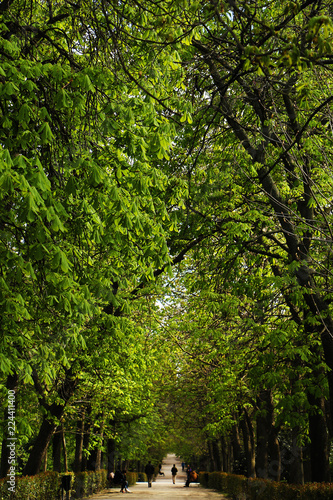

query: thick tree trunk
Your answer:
[288,427,304,485]
[107,438,116,475]
[22,372,78,476]
[0,373,18,479]
[268,429,281,481]
[24,416,59,476]
[307,394,330,482]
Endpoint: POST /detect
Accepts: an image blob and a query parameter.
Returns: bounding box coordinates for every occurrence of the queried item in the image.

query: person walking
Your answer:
[120,469,131,493]
[171,464,178,484]
[145,460,155,487]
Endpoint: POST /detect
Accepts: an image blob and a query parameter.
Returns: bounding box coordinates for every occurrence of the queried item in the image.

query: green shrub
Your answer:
[137,473,147,482]
[0,471,60,500]
[200,472,333,500]
[0,469,108,500]
[71,470,107,499]
[126,472,138,486]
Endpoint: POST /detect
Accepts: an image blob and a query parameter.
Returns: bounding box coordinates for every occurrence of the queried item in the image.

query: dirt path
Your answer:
[81,454,228,500]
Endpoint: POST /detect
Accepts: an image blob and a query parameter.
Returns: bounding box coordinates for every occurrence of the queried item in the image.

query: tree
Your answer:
[141,0,333,482]
[0,0,184,475]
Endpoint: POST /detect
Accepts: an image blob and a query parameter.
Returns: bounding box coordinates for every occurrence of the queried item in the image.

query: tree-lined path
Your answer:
[2,0,333,496]
[82,455,227,500]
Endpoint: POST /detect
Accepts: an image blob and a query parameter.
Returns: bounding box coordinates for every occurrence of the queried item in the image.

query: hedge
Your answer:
[0,469,109,500]
[198,471,333,500]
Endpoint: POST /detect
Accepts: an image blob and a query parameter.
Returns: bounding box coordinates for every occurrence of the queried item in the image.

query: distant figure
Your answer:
[107,471,114,488]
[171,464,178,484]
[181,461,185,472]
[145,460,155,487]
[158,464,165,476]
[185,465,192,487]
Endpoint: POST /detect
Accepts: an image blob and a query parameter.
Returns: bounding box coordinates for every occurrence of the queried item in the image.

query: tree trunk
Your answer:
[0,373,19,479]
[308,394,330,482]
[22,372,78,476]
[240,408,256,478]
[74,417,85,473]
[62,426,68,473]
[231,422,242,463]
[288,428,304,485]
[42,450,48,472]
[207,441,215,472]
[52,428,62,473]
[107,438,116,475]
[211,439,221,471]
[220,436,229,472]
[256,394,268,479]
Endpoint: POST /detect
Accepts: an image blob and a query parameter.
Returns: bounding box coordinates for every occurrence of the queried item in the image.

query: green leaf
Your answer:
[38,122,55,144]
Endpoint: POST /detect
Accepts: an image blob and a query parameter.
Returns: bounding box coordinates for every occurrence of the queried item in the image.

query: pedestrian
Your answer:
[145,460,155,487]
[185,464,192,487]
[171,464,178,484]
[158,464,165,476]
[120,469,131,493]
[181,461,185,472]
[113,468,123,488]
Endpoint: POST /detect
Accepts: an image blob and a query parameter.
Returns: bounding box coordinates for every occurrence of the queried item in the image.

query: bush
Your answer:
[137,473,147,482]
[71,470,107,499]
[0,471,60,500]
[126,472,138,486]
[199,472,333,500]
[0,469,108,500]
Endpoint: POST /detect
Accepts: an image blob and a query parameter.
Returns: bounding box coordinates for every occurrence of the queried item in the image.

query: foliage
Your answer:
[71,470,107,499]
[0,472,59,500]
[200,471,333,500]
[1,0,333,485]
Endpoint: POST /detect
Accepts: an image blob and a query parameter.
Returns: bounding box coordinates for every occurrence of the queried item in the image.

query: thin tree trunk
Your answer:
[256,393,269,479]
[74,417,85,473]
[240,408,256,478]
[231,422,242,463]
[220,436,229,472]
[42,449,48,472]
[62,426,68,473]
[211,439,221,471]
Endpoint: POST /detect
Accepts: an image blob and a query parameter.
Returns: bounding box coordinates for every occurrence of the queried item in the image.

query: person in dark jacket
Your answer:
[120,469,130,493]
[145,461,155,487]
[171,464,178,484]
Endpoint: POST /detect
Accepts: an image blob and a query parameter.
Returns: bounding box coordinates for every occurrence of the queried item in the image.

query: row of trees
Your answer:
[1,0,333,486]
